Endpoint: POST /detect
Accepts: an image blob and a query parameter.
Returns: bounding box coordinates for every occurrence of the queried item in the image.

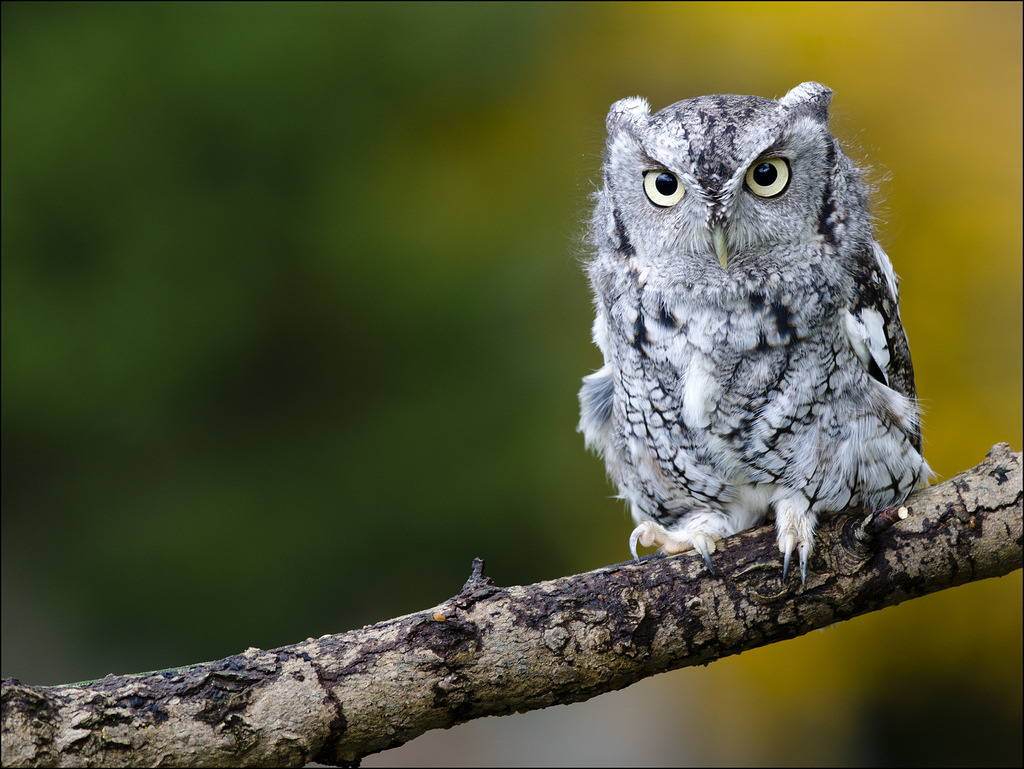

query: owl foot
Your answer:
[629,521,718,573]
[775,497,817,584]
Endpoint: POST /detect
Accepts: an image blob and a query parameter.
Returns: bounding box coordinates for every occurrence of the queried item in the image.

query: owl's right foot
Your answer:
[629,521,718,573]
[774,496,817,584]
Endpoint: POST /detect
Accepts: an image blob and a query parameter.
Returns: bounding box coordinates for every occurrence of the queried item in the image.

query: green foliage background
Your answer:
[2,2,1020,765]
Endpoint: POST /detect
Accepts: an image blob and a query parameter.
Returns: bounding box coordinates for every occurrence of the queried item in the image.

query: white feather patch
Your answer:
[843,307,889,385]
[682,355,718,430]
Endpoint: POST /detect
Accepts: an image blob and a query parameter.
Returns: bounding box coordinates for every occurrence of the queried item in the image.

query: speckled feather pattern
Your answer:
[579,83,929,578]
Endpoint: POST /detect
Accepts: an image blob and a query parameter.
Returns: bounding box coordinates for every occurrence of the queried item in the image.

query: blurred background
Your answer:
[2,2,1020,766]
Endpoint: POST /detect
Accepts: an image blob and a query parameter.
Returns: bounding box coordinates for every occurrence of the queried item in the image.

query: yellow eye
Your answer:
[745,158,790,197]
[643,170,685,207]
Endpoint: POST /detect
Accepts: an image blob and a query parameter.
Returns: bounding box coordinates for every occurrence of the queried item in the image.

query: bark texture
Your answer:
[3,443,1021,768]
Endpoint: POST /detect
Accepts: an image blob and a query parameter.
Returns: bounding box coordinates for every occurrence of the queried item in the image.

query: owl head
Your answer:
[593,82,872,287]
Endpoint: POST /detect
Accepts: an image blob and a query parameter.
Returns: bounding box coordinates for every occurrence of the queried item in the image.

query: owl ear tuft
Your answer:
[607,96,651,132]
[779,82,833,122]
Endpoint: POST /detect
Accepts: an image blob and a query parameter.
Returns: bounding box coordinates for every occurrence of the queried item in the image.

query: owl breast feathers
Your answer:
[578,82,929,582]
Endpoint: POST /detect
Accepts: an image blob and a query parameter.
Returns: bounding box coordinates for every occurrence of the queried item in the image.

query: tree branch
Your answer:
[3,443,1021,768]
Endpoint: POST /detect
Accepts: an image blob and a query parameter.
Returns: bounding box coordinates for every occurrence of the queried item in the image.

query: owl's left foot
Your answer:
[775,496,817,584]
[629,520,718,573]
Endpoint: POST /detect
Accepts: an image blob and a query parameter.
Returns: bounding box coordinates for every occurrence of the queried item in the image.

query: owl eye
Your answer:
[643,170,685,207]
[745,158,790,197]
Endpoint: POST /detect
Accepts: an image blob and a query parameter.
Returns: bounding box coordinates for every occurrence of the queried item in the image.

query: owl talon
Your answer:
[779,536,812,584]
[628,521,721,574]
[629,528,641,561]
[629,522,651,560]
[629,521,673,560]
[780,534,794,582]
[691,533,716,575]
[776,497,816,584]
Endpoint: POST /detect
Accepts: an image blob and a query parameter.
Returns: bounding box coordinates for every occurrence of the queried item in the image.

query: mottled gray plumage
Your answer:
[579,83,929,581]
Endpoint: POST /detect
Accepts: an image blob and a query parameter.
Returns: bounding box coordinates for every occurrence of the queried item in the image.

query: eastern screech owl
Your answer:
[578,82,929,582]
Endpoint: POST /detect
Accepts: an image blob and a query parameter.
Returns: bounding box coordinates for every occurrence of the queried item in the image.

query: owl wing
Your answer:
[842,241,922,451]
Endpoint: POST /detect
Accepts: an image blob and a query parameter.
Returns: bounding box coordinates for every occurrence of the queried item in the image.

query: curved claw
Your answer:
[798,541,810,585]
[629,525,644,561]
[629,522,658,561]
[692,533,716,575]
[780,532,797,582]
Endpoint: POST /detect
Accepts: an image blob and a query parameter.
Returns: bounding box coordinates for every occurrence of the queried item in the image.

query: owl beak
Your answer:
[712,224,728,269]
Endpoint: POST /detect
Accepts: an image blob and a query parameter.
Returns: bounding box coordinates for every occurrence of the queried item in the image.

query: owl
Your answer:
[578,82,930,582]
